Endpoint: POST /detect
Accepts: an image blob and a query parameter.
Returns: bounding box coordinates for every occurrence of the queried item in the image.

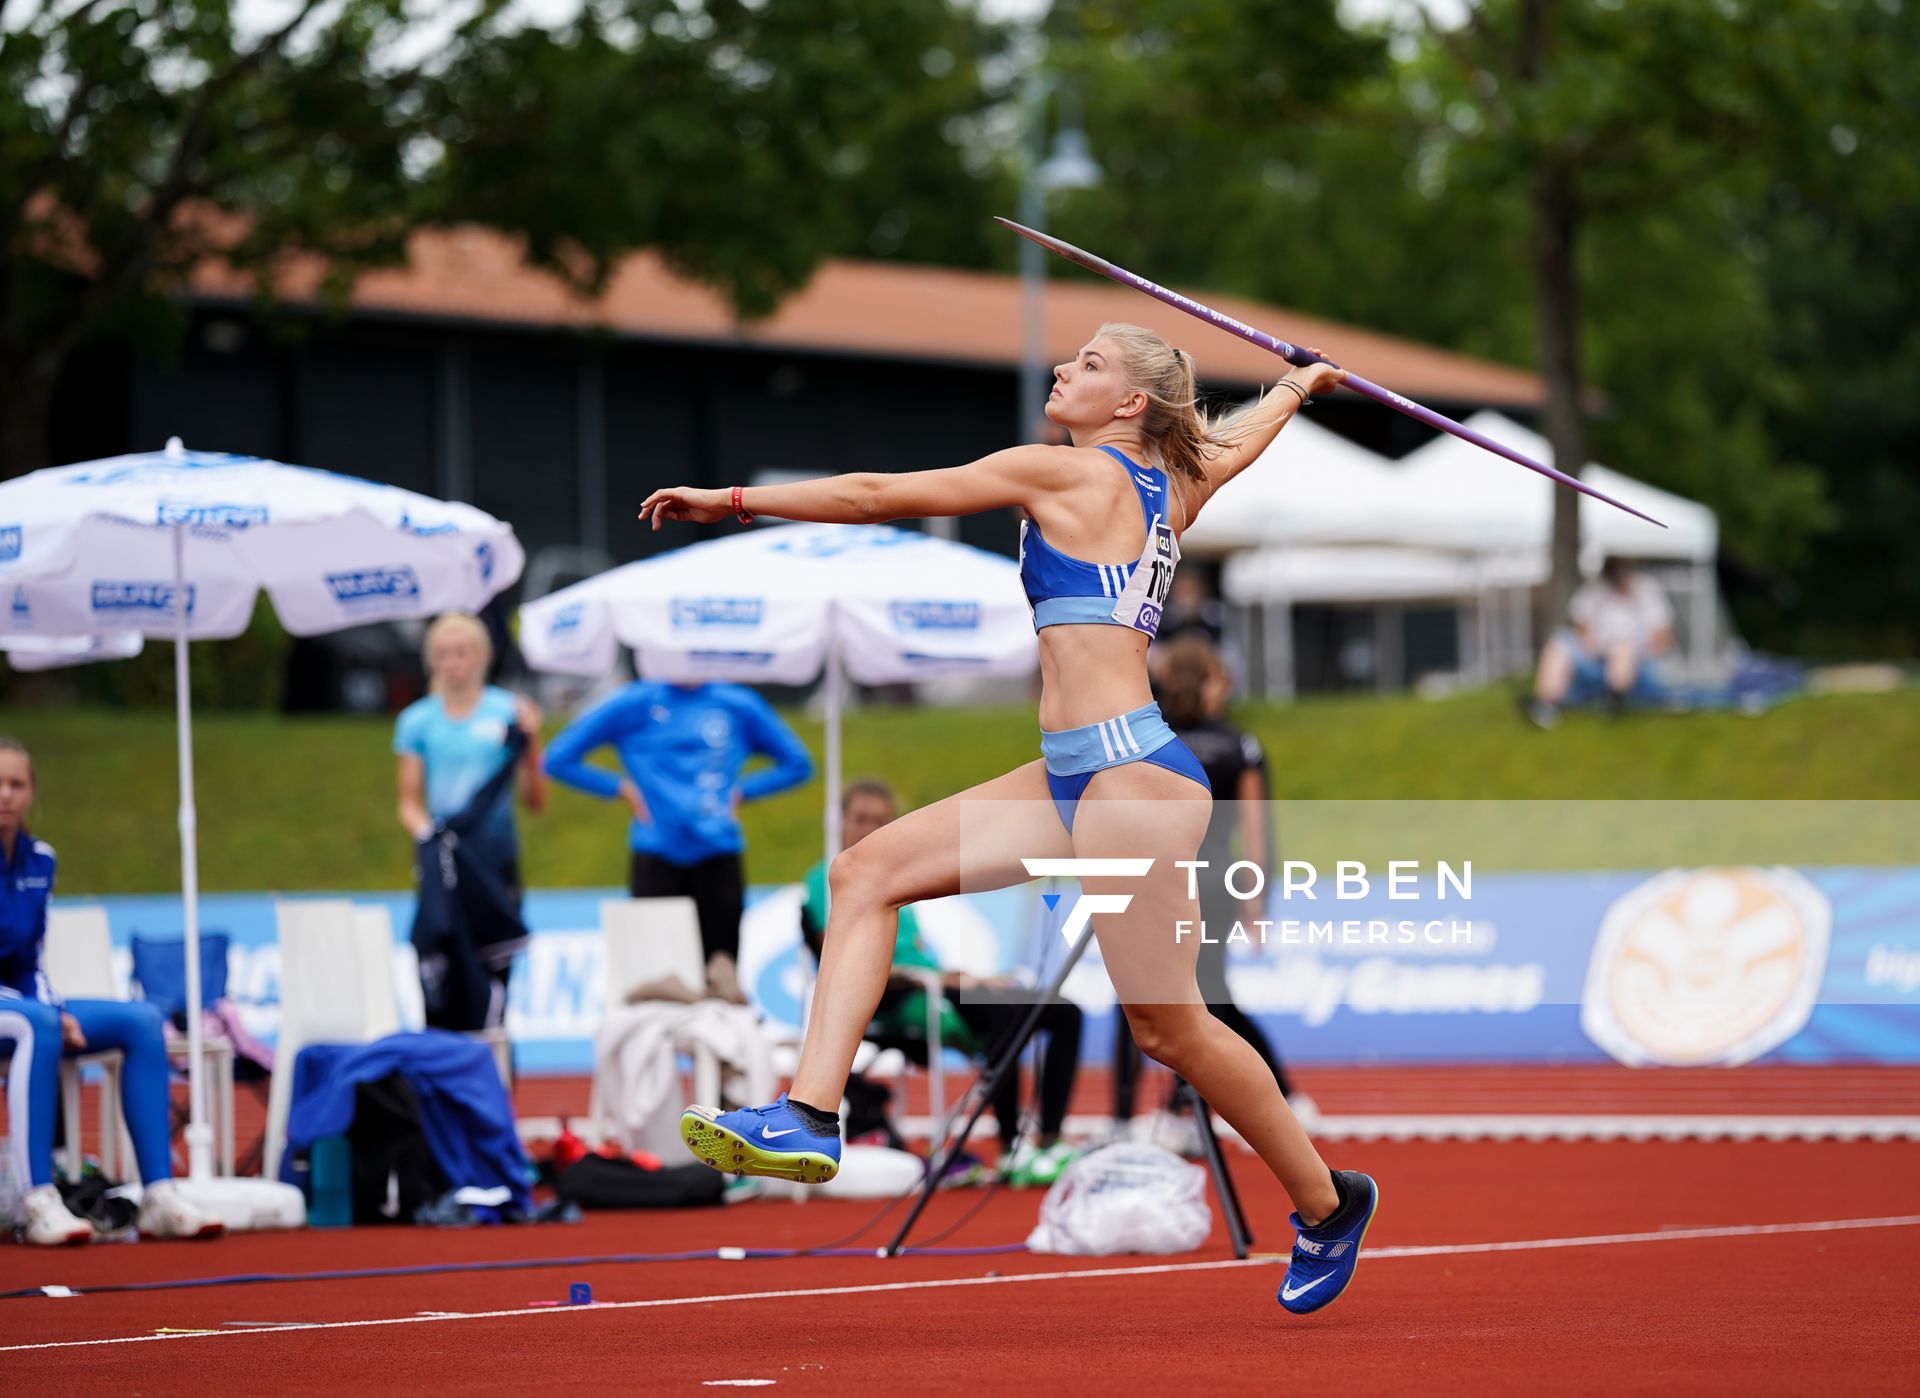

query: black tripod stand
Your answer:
[882,919,1254,1259]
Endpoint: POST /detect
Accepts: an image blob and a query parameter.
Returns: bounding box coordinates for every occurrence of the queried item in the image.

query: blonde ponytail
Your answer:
[1097,321,1259,487]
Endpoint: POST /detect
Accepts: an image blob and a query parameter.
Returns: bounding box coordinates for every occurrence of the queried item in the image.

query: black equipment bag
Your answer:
[555,1154,726,1209]
[348,1071,448,1224]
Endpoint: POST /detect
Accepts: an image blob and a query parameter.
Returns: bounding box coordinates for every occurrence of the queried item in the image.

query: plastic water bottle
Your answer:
[309,1136,353,1229]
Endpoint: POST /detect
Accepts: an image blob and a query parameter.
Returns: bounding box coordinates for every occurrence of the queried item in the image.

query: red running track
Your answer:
[4,1139,1918,1394]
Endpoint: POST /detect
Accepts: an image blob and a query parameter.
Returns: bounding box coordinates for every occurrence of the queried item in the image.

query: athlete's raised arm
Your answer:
[637,445,1083,530]
[1186,355,1348,515]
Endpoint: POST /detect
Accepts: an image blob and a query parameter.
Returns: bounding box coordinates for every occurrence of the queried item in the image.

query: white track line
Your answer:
[516,1114,1920,1143]
[5,1214,1918,1355]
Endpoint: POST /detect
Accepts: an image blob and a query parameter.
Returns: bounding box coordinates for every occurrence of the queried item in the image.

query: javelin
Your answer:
[996,216,1664,528]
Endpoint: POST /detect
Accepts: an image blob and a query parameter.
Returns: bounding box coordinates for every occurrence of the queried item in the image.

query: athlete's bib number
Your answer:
[1112,517,1179,634]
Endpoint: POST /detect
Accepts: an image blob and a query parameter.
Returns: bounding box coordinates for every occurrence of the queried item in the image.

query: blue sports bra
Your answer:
[1019,445,1181,638]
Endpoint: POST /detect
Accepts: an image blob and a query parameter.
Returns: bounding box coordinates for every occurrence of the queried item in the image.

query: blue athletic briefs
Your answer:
[1038,703,1210,832]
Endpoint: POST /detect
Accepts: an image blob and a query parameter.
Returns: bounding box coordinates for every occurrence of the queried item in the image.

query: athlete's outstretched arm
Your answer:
[637,446,1082,529]
[1185,356,1348,518]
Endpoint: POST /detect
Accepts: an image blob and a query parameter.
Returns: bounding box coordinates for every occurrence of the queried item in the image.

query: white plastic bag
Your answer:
[1025,1142,1212,1256]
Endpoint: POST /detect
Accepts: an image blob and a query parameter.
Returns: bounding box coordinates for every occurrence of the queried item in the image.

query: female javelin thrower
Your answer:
[639,323,1378,1314]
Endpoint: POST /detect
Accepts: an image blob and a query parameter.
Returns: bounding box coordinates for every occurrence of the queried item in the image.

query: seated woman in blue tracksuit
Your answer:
[0,737,222,1245]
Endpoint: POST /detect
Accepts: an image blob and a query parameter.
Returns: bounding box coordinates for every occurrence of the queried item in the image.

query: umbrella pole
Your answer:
[172,523,213,1181]
[824,643,843,864]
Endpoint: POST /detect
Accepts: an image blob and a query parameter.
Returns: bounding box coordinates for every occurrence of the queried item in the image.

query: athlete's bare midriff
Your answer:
[1035,624,1158,732]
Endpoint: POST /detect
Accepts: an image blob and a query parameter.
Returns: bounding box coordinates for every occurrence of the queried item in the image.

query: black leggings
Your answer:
[1112,913,1291,1119]
[628,851,745,963]
[950,989,1083,1147]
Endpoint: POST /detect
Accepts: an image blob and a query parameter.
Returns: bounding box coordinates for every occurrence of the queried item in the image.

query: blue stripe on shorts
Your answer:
[1039,702,1210,832]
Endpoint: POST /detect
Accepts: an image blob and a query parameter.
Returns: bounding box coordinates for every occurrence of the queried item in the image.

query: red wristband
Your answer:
[731,485,754,524]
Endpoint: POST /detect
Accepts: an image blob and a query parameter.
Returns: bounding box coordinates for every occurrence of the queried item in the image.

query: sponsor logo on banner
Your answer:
[155,502,268,529]
[91,581,195,617]
[671,597,763,628]
[326,566,422,609]
[1581,866,1831,1067]
[889,600,981,632]
[399,511,460,537]
[0,525,20,561]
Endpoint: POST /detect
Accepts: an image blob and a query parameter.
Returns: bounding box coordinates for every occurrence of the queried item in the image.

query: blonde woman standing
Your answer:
[395,613,547,1026]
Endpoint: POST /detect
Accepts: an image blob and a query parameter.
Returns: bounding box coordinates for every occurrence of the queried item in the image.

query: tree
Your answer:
[0,0,431,477]
[424,0,1014,315]
[1035,0,1388,301]
[1399,0,1891,619]
[0,0,1013,477]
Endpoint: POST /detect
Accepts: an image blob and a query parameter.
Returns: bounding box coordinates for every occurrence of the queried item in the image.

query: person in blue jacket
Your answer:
[0,737,223,1245]
[544,681,813,973]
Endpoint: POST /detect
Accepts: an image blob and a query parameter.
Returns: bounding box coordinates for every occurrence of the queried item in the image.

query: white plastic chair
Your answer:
[263,900,401,1179]
[41,908,240,1182]
[589,897,720,1143]
[40,907,131,1183]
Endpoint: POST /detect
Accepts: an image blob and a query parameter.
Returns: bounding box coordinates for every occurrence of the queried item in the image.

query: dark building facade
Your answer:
[43,238,1544,704]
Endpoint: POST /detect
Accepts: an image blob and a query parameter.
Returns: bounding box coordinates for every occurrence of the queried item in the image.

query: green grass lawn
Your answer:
[13,686,1918,895]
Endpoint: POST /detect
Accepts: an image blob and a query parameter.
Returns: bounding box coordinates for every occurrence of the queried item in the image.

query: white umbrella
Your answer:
[0,438,524,1195]
[0,627,145,669]
[519,522,1036,857]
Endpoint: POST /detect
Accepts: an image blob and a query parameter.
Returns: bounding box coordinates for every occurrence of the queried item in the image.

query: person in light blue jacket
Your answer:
[544,681,813,971]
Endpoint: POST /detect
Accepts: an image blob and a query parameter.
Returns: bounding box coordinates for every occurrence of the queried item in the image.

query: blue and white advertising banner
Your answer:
[57,865,1920,1073]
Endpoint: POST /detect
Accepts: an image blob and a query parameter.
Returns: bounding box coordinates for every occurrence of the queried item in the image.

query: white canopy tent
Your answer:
[518,522,1038,859]
[1181,415,1410,556]
[1385,412,1718,564]
[1210,413,1722,696]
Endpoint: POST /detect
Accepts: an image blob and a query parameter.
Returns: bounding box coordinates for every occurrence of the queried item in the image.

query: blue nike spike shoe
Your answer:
[1277,1170,1379,1315]
[680,1095,842,1184]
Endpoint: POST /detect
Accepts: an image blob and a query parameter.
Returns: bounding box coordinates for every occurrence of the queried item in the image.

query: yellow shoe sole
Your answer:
[679,1107,840,1184]
[1286,1178,1382,1317]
